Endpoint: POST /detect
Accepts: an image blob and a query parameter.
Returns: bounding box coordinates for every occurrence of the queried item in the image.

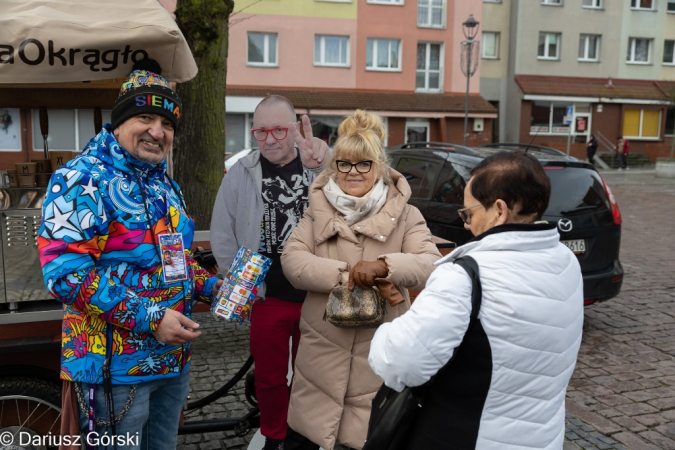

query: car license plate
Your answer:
[562,239,586,254]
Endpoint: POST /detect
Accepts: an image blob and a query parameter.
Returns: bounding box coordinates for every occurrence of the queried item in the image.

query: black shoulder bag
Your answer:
[363,256,482,450]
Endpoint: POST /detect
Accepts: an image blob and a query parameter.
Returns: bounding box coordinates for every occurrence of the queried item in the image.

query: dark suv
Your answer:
[388,142,623,305]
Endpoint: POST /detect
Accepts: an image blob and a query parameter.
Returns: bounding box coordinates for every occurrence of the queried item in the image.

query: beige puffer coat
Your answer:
[281,168,441,449]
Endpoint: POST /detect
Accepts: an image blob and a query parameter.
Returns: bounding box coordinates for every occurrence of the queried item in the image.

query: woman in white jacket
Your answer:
[368,151,584,450]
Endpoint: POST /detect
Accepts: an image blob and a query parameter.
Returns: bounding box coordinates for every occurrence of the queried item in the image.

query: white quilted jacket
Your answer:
[369,223,584,449]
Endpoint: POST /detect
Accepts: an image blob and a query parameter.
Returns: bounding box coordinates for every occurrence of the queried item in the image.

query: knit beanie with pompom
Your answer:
[111,58,181,130]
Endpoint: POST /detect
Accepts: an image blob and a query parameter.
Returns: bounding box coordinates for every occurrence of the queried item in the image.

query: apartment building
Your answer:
[225,0,496,155]
[481,0,675,160]
[0,0,496,162]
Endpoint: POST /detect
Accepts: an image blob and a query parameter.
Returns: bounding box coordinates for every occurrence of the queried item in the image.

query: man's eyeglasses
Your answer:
[458,203,483,225]
[251,127,288,141]
[336,160,373,174]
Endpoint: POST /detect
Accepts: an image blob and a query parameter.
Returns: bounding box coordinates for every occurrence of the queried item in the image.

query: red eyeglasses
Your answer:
[251,127,288,141]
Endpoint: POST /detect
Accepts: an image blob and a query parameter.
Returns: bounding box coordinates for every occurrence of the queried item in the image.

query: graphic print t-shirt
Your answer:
[259,151,309,302]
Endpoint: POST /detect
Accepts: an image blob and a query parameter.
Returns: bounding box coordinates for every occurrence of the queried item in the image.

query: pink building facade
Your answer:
[225,0,495,154]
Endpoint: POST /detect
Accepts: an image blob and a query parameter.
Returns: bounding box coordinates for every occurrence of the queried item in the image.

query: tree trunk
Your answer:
[173,0,234,230]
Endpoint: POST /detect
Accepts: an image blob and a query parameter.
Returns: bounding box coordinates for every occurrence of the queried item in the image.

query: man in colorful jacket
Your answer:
[38,59,221,449]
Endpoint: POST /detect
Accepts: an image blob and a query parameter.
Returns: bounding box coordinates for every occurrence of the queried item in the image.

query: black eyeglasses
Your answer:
[336,160,373,173]
[457,203,483,225]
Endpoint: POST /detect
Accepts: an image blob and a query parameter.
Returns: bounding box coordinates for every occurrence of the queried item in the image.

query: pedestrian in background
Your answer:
[369,151,584,450]
[281,110,441,450]
[210,95,329,450]
[616,136,629,171]
[587,134,598,166]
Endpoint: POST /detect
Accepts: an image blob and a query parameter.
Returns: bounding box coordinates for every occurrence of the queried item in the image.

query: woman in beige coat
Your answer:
[281,110,441,450]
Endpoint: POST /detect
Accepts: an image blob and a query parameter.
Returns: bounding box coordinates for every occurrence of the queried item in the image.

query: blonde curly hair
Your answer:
[325,110,392,185]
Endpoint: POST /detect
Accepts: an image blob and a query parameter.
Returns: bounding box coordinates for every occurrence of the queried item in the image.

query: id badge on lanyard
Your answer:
[159,233,188,283]
[159,193,188,283]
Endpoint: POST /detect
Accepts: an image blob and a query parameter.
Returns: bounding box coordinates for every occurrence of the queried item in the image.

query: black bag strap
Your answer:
[453,256,482,321]
[425,255,483,379]
[363,255,484,450]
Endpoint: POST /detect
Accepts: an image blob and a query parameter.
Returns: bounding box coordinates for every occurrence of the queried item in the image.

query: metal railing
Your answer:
[593,131,616,169]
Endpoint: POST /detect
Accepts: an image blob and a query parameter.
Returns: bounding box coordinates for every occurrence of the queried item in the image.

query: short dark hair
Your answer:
[469,151,551,220]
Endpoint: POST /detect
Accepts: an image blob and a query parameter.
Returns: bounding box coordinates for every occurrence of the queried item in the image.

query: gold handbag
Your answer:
[324,237,386,328]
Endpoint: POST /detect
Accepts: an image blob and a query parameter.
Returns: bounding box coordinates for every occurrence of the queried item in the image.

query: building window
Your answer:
[582,0,602,7]
[542,0,562,5]
[484,0,502,2]
[418,0,445,28]
[366,38,402,71]
[314,35,349,67]
[623,109,660,138]
[530,102,571,134]
[310,115,346,147]
[416,42,443,92]
[0,108,20,151]
[669,2,675,12]
[247,32,278,67]
[538,32,561,60]
[627,38,652,64]
[32,109,111,152]
[664,40,675,64]
[578,34,600,61]
[482,32,499,59]
[225,114,248,157]
[631,0,654,9]
[367,0,403,4]
[666,107,675,136]
[405,120,430,143]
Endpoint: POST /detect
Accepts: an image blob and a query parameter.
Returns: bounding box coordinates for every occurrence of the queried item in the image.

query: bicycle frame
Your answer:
[178,355,260,436]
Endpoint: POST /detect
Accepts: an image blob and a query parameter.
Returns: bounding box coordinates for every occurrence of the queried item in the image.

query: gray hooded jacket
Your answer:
[210,149,323,297]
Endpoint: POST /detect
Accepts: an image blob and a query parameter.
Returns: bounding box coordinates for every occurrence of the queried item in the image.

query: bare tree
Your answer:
[173,0,234,230]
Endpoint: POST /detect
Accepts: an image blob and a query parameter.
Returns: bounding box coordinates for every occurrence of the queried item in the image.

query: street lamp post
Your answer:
[461,15,480,147]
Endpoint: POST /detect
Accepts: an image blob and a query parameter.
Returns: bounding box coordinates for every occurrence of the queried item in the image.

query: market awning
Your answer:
[0,0,197,84]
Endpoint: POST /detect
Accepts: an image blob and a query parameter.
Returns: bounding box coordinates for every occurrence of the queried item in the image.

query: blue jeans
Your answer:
[79,368,190,450]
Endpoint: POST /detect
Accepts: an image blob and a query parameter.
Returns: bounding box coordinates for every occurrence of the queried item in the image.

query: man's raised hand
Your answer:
[289,114,330,169]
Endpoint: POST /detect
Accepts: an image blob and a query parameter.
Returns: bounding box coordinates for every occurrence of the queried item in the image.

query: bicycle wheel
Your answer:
[0,377,62,450]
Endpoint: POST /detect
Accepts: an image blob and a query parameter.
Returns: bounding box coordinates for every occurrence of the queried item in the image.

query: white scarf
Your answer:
[323,177,389,225]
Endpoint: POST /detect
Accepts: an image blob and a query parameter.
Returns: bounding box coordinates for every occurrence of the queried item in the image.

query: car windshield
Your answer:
[544,166,610,217]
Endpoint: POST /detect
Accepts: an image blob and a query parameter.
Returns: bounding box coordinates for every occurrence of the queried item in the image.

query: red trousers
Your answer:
[250,296,303,440]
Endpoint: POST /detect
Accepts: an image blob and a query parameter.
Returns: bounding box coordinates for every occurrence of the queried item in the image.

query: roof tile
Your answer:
[516,75,674,101]
[227,86,496,113]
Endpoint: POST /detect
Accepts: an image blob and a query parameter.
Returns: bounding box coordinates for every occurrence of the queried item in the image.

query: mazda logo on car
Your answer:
[558,218,573,232]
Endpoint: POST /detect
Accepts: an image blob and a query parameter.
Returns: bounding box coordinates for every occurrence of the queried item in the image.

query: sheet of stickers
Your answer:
[212,246,272,324]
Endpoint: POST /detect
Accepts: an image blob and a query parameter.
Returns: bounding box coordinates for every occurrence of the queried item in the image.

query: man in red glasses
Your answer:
[210,95,329,450]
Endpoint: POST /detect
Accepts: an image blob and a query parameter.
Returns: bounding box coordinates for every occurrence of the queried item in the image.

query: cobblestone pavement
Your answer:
[180,169,675,450]
[563,169,675,450]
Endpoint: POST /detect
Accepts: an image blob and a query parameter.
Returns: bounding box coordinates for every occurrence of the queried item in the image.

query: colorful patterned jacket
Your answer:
[39,125,218,385]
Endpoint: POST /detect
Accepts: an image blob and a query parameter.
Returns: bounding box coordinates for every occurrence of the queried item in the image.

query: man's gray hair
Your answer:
[254,95,297,122]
